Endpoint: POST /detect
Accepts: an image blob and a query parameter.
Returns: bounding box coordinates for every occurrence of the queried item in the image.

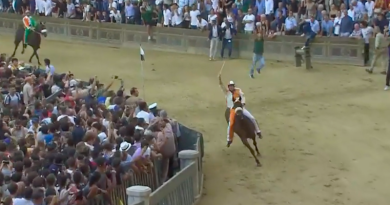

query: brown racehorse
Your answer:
[225,100,261,167]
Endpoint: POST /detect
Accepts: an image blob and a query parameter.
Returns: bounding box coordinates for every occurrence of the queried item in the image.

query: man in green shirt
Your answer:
[141,4,157,41]
[250,28,265,78]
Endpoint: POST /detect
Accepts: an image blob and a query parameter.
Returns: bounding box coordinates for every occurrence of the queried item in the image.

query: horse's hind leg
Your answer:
[30,49,41,65]
[34,49,41,65]
[241,137,262,167]
[253,138,261,157]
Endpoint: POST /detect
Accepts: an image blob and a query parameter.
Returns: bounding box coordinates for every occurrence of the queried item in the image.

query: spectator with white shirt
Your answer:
[44,0,53,16]
[207,9,217,23]
[35,0,45,16]
[162,4,172,27]
[243,8,255,34]
[207,18,221,60]
[171,4,183,27]
[197,15,208,30]
[264,0,273,21]
[65,0,75,18]
[44,58,55,75]
[136,101,152,124]
[220,20,236,59]
[365,0,375,19]
[361,20,373,66]
[189,4,200,29]
[110,7,122,23]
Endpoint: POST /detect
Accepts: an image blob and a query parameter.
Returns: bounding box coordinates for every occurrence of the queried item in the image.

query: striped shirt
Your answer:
[3,93,22,106]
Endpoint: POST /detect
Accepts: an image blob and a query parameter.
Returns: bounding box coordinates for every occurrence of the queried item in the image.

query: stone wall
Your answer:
[0,13,369,65]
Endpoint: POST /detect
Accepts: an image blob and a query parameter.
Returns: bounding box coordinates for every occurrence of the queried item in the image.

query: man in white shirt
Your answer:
[243,8,255,34]
[365,0,375,18]
[220,20,236,59]
[197,15,208,30]
[171,5,183,27]
[44,0,53,16]
[162,4,172,27]
[361,21,373,66]
[136,101,152,124]
[35,0,45,15]
[189,5,200,29]
[110,8,122,23]
[208,19,221,60]
[264,0,273,20]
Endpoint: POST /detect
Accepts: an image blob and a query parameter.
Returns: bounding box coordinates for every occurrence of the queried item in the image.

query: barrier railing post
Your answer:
[179,150,199,196]
[126,186,151,205]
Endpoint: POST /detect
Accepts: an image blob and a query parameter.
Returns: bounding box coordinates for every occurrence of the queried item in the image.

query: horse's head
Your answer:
[36,22,48,37]
[233,98,244,118]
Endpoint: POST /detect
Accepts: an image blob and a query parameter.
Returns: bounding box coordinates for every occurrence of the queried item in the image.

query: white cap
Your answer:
[228,81,235,85]
[120,142,131,151]
[148,103,157,109]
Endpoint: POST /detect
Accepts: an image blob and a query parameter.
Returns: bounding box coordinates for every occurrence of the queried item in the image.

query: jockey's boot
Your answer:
[227,141,232,147]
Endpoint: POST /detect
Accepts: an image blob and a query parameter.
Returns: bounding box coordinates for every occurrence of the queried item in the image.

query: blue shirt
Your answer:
[255,0,265,15]
[178,0,189,8]
[44,134,54,144]
[321,20,333,34]
[340,16,353,33]
[124,4,134,17]
[306,19,320,33]
[274,8,286,18]
[45,65,55,75]
[284,17,297,30]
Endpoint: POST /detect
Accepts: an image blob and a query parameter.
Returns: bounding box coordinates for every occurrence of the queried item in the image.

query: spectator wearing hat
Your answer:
[119,142,132,167]
[220,20,236,59]
[208,18,222,61]
[148,102,158,119]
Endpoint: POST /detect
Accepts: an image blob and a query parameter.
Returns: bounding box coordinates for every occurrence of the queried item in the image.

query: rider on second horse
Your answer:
[218,74,262,146]
[22,10,36,48]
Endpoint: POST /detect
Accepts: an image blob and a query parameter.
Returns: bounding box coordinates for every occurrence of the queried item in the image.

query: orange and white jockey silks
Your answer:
[226,88,245,142]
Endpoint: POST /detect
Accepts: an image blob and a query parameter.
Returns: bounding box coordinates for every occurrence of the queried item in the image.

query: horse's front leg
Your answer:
[240,137,261,167]
[21,42,26,54]
[29,49,36,64]
[12,41,20,57]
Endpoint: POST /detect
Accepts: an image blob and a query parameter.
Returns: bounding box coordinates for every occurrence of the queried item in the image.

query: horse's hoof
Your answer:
[256,163,262,167]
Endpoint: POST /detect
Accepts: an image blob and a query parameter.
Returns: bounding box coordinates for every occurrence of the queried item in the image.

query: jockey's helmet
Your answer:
[227,80,235,91]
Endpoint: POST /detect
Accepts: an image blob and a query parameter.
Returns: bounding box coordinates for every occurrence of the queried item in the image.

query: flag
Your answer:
[140,46,145,61]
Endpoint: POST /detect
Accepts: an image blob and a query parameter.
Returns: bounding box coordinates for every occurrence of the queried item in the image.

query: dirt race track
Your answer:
[2,34,390,205]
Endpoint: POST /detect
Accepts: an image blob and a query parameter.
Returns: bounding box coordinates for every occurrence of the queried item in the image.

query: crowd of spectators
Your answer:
[1,0,390,36]
[0,53,180,205]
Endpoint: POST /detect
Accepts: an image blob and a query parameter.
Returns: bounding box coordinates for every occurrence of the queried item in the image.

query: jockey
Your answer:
[219,76,261,145]
[22,10,36,48]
